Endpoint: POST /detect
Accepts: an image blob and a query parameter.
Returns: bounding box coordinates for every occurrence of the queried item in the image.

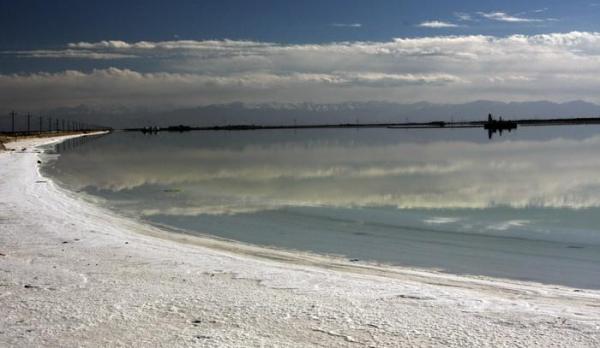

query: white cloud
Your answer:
[331,23,362,28]
[0,68,463,109]
[2,49,137,59]
[5,32,600,109]
[478,11,543,23]
[336,72,464,87]
[69,40,134,49]
[454,12,473,21]
[417,21,459,28]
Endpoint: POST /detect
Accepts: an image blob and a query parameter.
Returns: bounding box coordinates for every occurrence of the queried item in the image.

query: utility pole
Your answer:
[48,117,52,132]
[62,120,65,132]
[10,111,15,134]
[55,119,59,132]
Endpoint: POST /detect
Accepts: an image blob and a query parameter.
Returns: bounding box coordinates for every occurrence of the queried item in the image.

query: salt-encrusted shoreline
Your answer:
[1,134,599,347]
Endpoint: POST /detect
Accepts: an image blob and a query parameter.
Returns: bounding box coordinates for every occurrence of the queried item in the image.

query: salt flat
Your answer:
[0,134,599,347]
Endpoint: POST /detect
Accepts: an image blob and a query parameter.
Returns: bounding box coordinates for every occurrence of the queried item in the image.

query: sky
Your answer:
[3,0,600,113]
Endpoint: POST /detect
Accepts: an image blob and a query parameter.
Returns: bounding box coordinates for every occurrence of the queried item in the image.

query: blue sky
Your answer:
[3,0,600,111]
[1,0,597,48]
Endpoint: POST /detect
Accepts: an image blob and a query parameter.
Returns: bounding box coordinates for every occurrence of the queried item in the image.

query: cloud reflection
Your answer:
[48,134,600,215]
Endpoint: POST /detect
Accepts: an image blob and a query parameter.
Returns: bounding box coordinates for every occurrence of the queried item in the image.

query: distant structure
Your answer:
[124,113,600,140]
[140,126,160,134]
[483,114,518,139]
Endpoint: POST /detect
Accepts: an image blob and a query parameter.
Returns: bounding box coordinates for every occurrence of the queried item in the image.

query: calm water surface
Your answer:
[43,127,600,289]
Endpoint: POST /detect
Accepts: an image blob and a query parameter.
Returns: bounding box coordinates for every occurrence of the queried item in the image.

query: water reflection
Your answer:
[42,128,600,288]
[47,129,600,212]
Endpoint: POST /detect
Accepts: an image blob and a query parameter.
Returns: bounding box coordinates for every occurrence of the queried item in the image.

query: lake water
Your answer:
[42,127,600,289]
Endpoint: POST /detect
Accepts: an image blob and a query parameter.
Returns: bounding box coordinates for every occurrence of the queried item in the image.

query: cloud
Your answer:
[0,68,462,109]
[532,8,548,13]
[332,72,464,87]
[2,49,137,60]
[417,21,459,28]
[331,23,362,28]
[5,32,600,109]
[454,12,473,21]
[69,40,135,49]
[478,11,543,23]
